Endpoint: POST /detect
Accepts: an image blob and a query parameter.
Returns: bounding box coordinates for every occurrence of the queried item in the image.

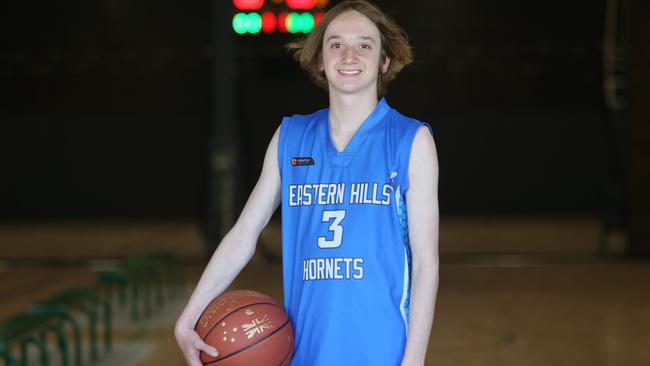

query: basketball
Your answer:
[194,290,294,366]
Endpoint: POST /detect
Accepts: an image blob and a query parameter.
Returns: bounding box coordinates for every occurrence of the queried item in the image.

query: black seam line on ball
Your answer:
[200,302,280,342]
[203,319,291,365]
[277,342,294,366]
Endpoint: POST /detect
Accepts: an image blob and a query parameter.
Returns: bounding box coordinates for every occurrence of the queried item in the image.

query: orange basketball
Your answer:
[194,290,294,366]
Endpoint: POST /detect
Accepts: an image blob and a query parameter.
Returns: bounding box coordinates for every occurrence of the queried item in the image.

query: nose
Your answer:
[342,46,356,63]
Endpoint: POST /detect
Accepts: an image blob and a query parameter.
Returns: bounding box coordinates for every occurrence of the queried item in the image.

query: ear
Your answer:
[380,56,391,74]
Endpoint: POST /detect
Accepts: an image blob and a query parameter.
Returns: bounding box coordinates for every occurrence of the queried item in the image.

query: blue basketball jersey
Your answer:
[278,98,430,366]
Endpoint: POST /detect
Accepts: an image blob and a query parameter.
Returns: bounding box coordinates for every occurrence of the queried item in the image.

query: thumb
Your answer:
[195,338,219,358]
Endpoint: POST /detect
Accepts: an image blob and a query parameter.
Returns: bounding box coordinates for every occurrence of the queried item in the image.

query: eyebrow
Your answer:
[325,35,377,44]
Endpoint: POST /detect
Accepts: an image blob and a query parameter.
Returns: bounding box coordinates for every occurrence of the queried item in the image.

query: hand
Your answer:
[175,321,219,366]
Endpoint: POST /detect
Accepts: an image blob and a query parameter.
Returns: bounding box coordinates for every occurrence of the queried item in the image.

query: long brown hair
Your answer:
[286,0,413,96]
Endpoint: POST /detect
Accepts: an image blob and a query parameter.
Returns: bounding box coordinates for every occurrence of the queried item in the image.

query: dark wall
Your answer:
[394,0,608,214]
[1,0,612,218]
[628,0,650,254]
[1,1,210,218]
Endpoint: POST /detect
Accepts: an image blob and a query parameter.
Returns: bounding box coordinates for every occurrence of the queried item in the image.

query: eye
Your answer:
[360,44,371,50]
[330,42,342,49]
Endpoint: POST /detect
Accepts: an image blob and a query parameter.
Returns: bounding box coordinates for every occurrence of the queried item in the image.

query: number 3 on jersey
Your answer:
[318,210,346,249]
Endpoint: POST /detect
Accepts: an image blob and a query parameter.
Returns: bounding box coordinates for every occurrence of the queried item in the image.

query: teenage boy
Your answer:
[175,1,439,365]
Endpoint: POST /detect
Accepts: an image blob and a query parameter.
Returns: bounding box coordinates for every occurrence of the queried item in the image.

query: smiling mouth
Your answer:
[338,69,362,76]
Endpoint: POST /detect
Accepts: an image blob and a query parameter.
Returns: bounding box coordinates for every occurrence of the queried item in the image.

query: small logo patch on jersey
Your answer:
[388,171,398,186]
[291,157,315,166]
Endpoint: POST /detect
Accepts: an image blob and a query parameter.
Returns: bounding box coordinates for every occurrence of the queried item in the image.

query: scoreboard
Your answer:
[232,0,330,34]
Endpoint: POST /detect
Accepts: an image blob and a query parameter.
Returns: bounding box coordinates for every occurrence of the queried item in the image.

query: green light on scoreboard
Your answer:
[233,11,317,34]
[286,12,314,33]
[233,12,263,34]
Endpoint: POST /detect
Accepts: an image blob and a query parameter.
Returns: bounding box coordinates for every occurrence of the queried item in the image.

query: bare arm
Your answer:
[175,127,282,366]
[401,126,439,366]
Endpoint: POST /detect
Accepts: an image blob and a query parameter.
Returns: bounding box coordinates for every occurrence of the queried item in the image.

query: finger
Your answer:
[194,339,219,358]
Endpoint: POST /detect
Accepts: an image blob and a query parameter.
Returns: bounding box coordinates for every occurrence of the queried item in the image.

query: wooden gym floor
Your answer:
[1,218,649,366]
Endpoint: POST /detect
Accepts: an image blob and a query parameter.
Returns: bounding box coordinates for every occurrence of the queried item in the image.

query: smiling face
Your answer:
[320,10,391,98]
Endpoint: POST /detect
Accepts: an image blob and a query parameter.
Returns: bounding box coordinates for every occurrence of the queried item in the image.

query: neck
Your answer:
[328,89,379,132]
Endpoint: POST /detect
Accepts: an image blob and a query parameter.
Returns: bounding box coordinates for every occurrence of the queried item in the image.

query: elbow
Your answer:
[223,224,258,266]
[412,256,438,286]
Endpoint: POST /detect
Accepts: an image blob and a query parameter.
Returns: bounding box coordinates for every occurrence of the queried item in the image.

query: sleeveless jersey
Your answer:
[278,98,429,366]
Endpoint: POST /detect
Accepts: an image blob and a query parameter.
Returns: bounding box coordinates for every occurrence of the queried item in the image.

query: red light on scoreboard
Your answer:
[286,0,316,10]
[277,12,289,33]
[314,11,324,25]
[261,11,277,33]
[233,0,264,10]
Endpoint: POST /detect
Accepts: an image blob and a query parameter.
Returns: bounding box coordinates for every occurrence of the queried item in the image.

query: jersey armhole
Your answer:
[401,122,434,195]
[277,116,290,177]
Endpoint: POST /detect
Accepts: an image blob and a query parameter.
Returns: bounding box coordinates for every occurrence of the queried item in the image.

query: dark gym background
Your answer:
[0,0,613,211]
[2,0,647,252]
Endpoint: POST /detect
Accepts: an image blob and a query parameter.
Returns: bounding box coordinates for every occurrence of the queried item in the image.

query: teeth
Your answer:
[339,70,361,75]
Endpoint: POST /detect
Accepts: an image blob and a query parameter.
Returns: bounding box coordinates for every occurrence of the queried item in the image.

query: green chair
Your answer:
[122,255,168,321]
[28,287,111,365]
[0,312,60,366]
[0,341,21,366]
[97,271,128,309]
[149,251,186,300]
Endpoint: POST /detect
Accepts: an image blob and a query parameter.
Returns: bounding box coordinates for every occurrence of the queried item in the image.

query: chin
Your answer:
[330,80,373,93]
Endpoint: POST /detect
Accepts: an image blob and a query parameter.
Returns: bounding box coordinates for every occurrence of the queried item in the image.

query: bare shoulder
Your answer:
[260,126,281,175]
[409,125,438,180]
[268,125,281,152]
